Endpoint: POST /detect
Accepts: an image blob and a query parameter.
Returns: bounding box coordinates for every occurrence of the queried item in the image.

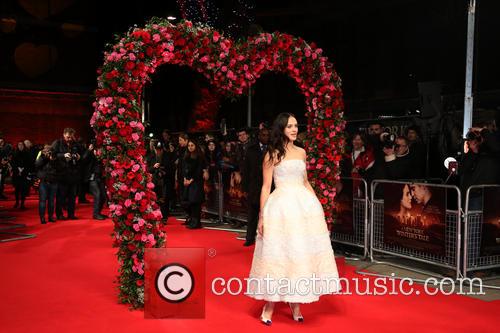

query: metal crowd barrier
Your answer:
[201,170,248,227]
[366,179,462,280]
[201,171,224,224]
[330,177,369,259]
[463,184,500,286]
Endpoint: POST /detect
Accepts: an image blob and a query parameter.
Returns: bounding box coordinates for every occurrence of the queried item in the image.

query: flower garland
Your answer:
[92,18,345,308]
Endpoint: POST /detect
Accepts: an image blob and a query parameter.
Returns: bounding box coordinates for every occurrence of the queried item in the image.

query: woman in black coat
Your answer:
[182,140,208,229]
[12,142,32,209]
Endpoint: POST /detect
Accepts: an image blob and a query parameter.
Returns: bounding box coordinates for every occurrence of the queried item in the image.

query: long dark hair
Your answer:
[267,112,296,164]
[184,139,204,161]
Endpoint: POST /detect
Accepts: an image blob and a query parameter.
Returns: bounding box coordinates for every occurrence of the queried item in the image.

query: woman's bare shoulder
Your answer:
[295,146,307,158]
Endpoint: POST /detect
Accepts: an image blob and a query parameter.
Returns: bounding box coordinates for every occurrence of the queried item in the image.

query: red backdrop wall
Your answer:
[0,89,93,146]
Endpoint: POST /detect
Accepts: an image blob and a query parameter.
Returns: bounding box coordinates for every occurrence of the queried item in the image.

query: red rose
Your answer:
[125,61,135,71]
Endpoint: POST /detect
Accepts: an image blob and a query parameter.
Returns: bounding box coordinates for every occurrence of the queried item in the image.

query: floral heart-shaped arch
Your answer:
[92,18,345,308]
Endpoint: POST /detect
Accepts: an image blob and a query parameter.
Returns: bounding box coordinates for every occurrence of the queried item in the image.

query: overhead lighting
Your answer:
[167,16,176,21]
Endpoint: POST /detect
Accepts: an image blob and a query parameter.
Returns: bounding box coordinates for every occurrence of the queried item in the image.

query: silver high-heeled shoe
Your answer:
[260,305,272,326]
[288,303,304,322]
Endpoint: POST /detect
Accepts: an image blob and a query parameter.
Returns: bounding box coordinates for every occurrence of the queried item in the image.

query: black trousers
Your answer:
[246,201,260,242]
[186,202,201,220]
[56,182,77,218]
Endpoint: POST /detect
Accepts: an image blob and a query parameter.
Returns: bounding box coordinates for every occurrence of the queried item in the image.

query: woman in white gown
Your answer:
[246,113,340,325]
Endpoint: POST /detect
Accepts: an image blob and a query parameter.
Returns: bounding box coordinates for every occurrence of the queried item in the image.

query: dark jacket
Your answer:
[182,155,206,204]
[460,129,500,194]
[205,149,222,181]
[243,142,266,204]
[35,154,60,183]
[51,139,83,184]
[82,149,103,182]
[11,150,32,179]
[385,152,418,181]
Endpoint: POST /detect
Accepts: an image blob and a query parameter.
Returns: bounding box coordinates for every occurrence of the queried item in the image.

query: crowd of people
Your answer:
[1,118,498,231]
[144,126,270,233]
[341,120,500,207]
[0,128,106,224]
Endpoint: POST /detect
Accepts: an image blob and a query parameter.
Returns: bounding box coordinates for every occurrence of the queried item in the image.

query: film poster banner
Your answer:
[332,178,355,236]
[203,179,217,212]
[480,187,500,256]
[383,183,446,256]
[223,171,248,217]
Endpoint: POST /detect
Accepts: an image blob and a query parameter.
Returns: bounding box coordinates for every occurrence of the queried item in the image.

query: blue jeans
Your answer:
[39,181,57,219]
[89,180,106,216]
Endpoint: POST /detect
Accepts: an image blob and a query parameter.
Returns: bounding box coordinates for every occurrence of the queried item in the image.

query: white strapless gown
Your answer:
[246,159,340,303]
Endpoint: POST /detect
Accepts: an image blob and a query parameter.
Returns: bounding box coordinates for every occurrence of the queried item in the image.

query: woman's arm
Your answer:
[257,152,274,237]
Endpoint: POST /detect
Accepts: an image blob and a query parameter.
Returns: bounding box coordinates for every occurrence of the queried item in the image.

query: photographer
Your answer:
[51,128,84,220]
[460,125,500,210]
[35,144,60,224]
[82,142,107,220]
[366,122,387,180]
[383,135,418,180]
[146,140,170,221]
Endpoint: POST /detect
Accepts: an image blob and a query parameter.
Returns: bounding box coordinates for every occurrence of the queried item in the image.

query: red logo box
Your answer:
[144,248,205,319]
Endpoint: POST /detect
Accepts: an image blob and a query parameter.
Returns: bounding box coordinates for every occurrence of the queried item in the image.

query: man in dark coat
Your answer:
[51,128,84,220]
[242,127,270,246]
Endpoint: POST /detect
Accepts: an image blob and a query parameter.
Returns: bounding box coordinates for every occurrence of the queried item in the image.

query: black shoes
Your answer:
[93,214,106,220]
[243,240,255,247]
[67,216,78,220]
[57,215,67,220]
[48,217,56,223]
[41,218,46,224]
[186,218,202,229]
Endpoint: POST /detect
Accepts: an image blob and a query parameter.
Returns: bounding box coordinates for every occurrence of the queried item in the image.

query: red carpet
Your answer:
[0,193,499,333]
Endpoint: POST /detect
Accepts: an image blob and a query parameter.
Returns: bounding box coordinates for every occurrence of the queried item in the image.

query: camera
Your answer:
[465,130,483,143]
[380,131,396,149]
[69,146,80,164]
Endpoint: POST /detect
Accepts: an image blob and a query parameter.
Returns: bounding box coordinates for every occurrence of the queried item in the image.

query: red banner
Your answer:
[332,178,355,235]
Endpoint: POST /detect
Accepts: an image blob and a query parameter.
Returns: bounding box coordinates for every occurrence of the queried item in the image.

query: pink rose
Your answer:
[131,133,140,141]
[125,199,132,207]
[132,164,140,172]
